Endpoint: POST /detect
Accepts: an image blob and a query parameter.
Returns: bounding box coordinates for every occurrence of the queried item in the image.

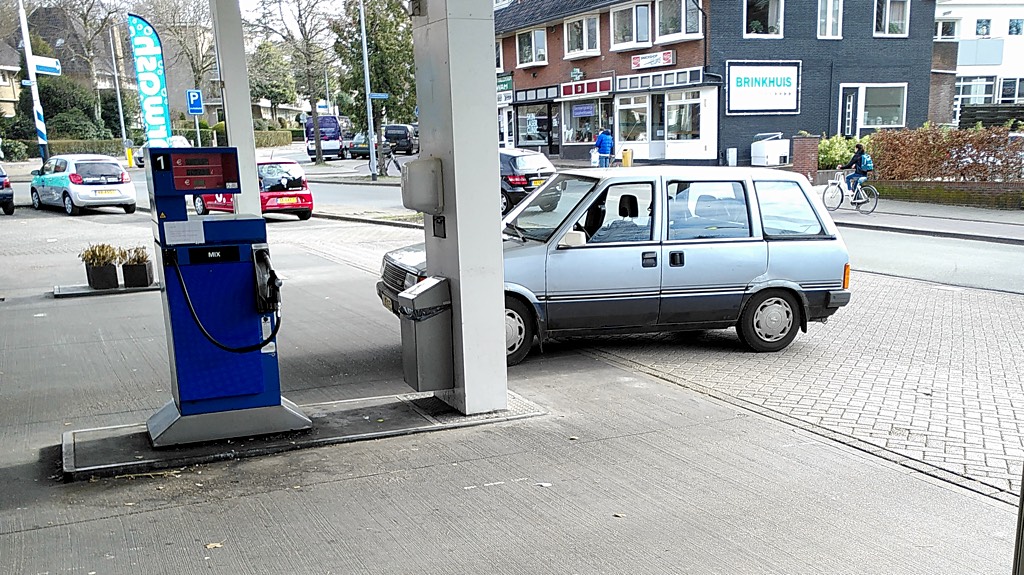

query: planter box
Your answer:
[122,261,154,288]
[85,264,118,290]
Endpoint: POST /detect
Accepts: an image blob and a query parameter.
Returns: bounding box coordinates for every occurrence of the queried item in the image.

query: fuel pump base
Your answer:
[147,397,311,448]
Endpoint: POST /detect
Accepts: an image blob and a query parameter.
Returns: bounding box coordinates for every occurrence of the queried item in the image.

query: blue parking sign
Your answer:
[186,90,204,115]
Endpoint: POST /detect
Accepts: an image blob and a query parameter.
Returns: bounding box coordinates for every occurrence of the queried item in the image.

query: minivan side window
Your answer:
[666,181,750,240]
[574,182,655,244]
[754,180,825,237]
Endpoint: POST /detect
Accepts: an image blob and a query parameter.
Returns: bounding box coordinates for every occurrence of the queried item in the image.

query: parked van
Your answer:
[305,115,354,160]
[383,124,419,155]
[377,166,851,365]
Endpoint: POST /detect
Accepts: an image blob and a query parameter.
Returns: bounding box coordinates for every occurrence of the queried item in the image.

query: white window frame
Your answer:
[516,29,548,68]
[654,0,703,44]
[564,14,601,60]
[743,0,784,39]
[953,76,996,123]
[610,3,653,52]
[874,0,910,38]
[836,83,908,136]
[496,39,504,73]
[817,0,843,40]
[934,19,959,41]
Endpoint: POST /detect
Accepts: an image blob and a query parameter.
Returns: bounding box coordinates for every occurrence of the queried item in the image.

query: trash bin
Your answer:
[396,276,453,392]
[622,148,633,167]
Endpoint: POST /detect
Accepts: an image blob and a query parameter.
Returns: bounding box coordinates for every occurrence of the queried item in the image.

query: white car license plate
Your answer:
[531,179,544,187]
[381,294,394,312]
[96,190,118,196]
[278,197,298,204]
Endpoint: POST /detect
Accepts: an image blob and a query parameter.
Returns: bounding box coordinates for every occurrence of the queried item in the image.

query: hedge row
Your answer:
[254,130,292,148]
[170,129,217,147]
[869,125,1024,182]
[16,139,125,158]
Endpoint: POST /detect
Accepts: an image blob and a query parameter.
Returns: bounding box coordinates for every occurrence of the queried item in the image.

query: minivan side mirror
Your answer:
[558,230,587,248]
[30,170,40,176]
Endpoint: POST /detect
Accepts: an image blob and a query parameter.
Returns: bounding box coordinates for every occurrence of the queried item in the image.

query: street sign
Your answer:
[20,79,34,87]
[186,89,204,115]
[370,92,389,100]
[32,56,61,76]
[414,105,419,117]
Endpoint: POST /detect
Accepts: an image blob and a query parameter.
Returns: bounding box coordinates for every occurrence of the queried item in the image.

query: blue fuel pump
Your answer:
[145,147,311,447]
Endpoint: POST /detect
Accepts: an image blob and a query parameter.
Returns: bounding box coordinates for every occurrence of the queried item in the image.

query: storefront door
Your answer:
[649,94,666,160]
[498,107,514,148]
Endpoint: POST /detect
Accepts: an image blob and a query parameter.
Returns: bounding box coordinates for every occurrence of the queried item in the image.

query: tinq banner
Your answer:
[127,14,172,147]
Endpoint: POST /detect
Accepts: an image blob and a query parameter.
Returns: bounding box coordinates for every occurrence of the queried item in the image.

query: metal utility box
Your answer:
[397,276,453,392]
[751,133,790,166]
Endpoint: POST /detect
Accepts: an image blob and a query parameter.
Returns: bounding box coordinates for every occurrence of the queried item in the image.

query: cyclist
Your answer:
[837,143,871,205]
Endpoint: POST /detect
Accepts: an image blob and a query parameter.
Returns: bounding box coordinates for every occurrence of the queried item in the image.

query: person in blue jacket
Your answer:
[594,128,614,168]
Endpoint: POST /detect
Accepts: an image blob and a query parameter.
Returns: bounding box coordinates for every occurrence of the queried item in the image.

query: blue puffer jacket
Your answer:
[594,130,614,155]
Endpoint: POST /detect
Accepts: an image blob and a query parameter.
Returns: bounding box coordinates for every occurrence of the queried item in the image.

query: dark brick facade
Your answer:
[710,0,936,165]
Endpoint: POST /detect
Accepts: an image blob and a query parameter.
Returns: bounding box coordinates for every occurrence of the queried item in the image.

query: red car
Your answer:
[193,160,314,220]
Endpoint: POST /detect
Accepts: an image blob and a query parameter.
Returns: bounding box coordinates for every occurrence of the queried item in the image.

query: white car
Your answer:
[30,154,136,215]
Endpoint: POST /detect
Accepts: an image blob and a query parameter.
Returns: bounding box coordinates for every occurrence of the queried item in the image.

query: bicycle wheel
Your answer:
[822,184,843,211]
[857,186,878,214]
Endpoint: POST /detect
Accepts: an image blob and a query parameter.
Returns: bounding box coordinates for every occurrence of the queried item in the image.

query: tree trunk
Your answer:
[88,58,103,126]
[309,97,323,165]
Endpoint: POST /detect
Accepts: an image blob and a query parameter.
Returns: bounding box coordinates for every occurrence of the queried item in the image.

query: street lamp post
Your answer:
[108,27,129,163]
[359,0,377,181]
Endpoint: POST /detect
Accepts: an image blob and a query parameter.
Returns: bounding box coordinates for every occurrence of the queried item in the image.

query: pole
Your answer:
[324,65,331,116]
[108,27,129,163]
[194,114,201,146]
[17,0,48,162]
[359,0,377,181]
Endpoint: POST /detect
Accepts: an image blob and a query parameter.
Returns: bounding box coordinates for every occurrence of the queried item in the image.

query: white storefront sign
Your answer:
[631,50,675,70]
[726,60,801,115]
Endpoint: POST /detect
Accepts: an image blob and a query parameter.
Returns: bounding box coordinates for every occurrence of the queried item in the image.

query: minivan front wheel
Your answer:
[737,290,800,352]
[505,295,535,366]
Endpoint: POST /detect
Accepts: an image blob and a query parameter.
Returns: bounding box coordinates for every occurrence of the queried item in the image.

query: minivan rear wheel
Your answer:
[737,290,800,352]
[505,295,535,366]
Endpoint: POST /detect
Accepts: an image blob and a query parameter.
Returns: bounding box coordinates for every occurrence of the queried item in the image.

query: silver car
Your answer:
[378,167,851,365]
[30,154,136,215]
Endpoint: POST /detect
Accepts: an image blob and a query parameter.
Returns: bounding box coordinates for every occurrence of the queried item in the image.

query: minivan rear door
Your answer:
[658,179,768,326]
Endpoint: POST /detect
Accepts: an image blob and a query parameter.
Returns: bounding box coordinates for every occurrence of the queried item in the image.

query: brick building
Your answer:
[495,0,936,165]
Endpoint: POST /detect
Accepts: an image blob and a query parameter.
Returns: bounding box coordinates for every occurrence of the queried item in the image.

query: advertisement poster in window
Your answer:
[725,60,802,115]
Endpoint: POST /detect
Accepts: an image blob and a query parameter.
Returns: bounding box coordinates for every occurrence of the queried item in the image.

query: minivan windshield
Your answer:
[506,174,598,242]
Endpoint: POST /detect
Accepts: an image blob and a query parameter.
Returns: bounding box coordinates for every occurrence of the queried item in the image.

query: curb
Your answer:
[833,221,1024,246]
[313,212,423,229]
[305,177,400,187]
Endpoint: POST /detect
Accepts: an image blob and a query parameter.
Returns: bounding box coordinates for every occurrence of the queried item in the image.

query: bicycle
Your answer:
[368,143,402,177]
[822,170,878,214]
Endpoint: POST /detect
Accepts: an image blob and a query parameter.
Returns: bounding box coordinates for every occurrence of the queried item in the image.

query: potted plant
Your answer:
[79,244,119,290]
[119,246,154,288]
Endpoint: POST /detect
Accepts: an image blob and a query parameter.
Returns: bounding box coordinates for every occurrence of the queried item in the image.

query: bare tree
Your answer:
[37,0,124,123]
[132,0,216,92]
[247,0,334,163]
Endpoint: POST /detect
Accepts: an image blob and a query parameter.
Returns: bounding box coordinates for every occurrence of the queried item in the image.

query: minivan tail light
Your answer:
[842,263,850,290]
[68,173,84,185]
[506,175,528,186]
[120,172,131,183]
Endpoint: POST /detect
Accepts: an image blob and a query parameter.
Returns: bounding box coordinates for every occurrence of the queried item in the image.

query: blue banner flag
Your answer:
[127,14,172,148]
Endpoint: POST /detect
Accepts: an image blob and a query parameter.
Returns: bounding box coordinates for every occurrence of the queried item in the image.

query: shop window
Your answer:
[611,3,652,50]
[565,15,600,58]
[818,0,842,39]
[745,0,783,37]
[754,181,824,238]
[934,19,958,40]
[618,95,649,142]
[564,100,612,144]
[862,85,906,127]
[517,29,547,67]
[874,0,909,36]
[666,91,700,141]
[1010,19,1023,35]
[517,104,550,146]
[976,19,991,36]
[495,40,503,71]
[656,0,701,41]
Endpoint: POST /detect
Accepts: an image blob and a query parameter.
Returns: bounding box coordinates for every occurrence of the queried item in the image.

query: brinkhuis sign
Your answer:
[726,60,802,116]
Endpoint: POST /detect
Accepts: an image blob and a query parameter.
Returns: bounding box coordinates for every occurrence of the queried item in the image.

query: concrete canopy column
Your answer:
[412,1,508,414]
[210,0,261,216]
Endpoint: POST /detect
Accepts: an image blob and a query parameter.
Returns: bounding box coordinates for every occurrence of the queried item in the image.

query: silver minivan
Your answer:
[377,167,851,365]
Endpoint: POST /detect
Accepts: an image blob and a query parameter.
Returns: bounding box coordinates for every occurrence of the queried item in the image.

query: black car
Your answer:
[499,148,556,214]
[383,124,419,155]
[0,164,13,215]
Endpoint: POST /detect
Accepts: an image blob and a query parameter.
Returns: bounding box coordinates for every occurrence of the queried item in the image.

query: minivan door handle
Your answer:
[669,251,685,267]
[642,251,657,268]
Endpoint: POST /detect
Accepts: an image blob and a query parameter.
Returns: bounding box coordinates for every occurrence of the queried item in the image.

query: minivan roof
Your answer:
[560,166,807,181]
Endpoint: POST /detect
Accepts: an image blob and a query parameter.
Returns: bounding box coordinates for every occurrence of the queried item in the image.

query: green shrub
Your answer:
[171,128,216,146]
[15,139,124,158]
[48,109,107,140]
[1,139,29,161]
[212,122,228,146]
[818,134,871,170]
[290,128,305,141]
[254,130,292,148]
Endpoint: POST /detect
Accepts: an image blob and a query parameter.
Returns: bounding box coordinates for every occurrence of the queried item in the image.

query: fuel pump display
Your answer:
[145,147,311,447]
